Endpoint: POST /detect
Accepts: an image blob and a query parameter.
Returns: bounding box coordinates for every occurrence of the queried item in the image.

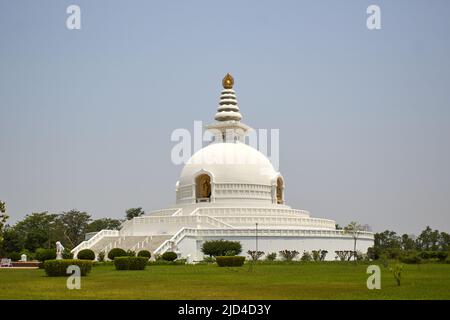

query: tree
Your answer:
[374,230,401,250]
[125,207,145,220]
[401,234,416,251]
[87,218,122,233]
[438,232,450,251]
[57,209,91,249]
[13,212,59,251]
[0,226,22,254]
[0,201,8,244]
[416,226,440,251]
[201,240,242,257]
[344,221,366,261]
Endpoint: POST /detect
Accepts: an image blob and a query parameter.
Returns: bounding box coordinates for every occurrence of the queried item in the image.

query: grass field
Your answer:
[1,262,449,299]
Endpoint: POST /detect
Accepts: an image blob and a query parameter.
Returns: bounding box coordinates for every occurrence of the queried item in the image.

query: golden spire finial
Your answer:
[222,73,234,89]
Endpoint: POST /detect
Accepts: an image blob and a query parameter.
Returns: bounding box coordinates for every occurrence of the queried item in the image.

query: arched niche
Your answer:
[195,173,212,203]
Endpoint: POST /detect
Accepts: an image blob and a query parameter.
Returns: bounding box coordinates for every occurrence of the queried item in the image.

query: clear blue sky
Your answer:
[1,0,449,235]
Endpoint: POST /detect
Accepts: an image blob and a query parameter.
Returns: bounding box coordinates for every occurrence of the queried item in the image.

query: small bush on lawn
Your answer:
[77,249,95,260]
[137,250,151,259]
[279,250,299,261]
[35,248,56,262]
[162,252,177,262]
[311,250,328,261]
[114,257,147,270]
[43,259,93,277]
[201,240,242,257]
[107,248,127,260]
[265,252,277,261]
[247,250,264,261]
[301,251,312,262]
[216,256,245,267]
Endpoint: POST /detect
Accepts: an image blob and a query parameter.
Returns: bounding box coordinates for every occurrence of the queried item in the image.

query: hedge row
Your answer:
[216,256,245,267]
[43,259,93,277]
[114,257,148,270]
[398,250,449,264]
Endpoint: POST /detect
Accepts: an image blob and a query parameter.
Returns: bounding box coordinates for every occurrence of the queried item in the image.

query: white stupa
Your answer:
[72,74,374,261]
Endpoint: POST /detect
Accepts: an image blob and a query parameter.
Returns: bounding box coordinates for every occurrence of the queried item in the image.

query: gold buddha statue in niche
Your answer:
[196,174,211,199]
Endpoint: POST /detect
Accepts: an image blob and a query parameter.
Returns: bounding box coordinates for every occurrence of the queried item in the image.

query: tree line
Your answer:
[0,201,146,257]
[370,226,450,260]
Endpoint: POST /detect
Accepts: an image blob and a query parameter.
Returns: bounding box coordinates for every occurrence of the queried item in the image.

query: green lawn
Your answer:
[1,262,449,299]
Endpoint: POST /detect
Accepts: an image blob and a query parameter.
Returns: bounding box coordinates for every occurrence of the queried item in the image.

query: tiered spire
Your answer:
[206,73,251,143]
[214,73,242,122]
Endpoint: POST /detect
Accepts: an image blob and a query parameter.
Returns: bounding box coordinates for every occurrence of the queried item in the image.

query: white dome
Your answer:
[179,142,278,185]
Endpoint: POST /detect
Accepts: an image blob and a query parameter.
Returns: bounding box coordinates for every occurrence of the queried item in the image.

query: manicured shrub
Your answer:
[114,257,147,270]
[216,256,245,267]
[162,251,177,262]
[35,248,56,262]
[335,250,354,261]
[247,250,264,261]
[114,257,131,270]
[312,250,321,262]
[265,252,277,261]
[301,251,312,262]
[137,250,151,259]
[201,240,242,257]
[77,249,95,260]
[107,248,127,260]
[279,250,299,261]
[43,259,93,277]
[311,250,328,261]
